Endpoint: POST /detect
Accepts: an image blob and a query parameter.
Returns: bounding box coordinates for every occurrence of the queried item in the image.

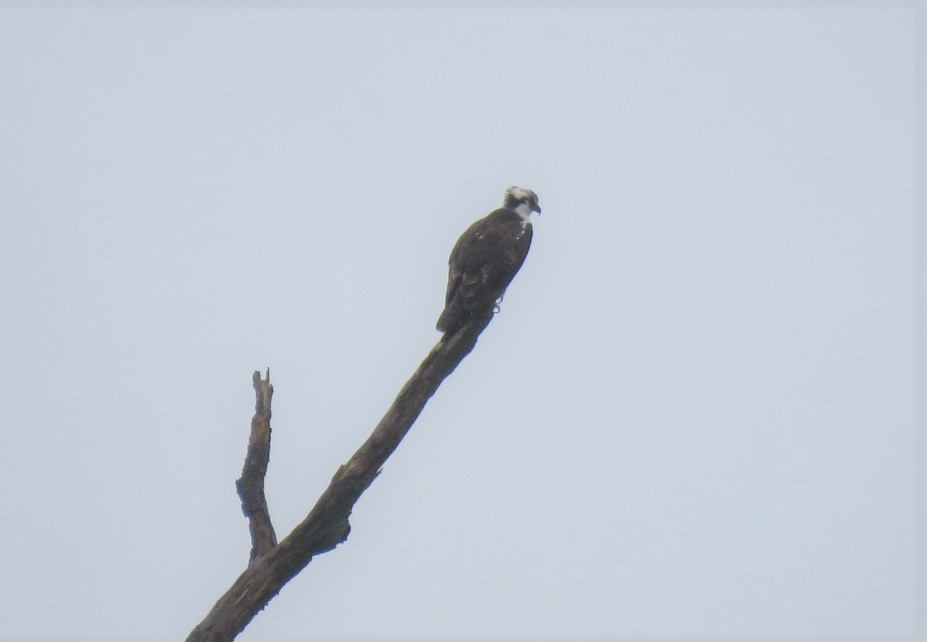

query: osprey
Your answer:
[436,186,541,334]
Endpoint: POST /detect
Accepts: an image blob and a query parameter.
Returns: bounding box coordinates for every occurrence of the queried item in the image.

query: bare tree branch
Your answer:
[234,369,277,563]
[186,312,494,642]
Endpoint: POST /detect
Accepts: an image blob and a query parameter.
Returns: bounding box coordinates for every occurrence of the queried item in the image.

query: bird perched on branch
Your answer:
[436,186,541,335]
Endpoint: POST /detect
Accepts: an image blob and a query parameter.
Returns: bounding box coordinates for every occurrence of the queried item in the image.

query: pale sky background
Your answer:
[0,3,923,641]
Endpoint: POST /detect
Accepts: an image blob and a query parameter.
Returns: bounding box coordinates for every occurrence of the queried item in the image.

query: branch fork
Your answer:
[187,312,493,642]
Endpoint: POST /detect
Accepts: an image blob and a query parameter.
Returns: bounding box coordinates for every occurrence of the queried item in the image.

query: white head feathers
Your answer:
[503,186,541,220]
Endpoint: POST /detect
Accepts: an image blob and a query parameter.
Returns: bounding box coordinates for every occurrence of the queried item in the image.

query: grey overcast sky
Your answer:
[0,3,923,641]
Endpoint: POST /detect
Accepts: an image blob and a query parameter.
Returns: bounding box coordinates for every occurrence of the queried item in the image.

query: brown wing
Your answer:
[437,210,532,333]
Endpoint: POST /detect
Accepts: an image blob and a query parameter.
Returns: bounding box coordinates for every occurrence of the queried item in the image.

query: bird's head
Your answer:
[504,186,541,219]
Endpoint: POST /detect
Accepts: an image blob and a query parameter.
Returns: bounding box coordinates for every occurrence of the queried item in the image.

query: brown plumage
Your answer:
[436,187,540,334]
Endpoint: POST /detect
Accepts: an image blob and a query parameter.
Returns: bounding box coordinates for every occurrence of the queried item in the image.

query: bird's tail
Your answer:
[436,299,465,335]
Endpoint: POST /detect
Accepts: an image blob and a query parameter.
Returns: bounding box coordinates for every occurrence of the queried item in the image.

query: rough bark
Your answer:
[235,370,277,563]
[186,312,493,642]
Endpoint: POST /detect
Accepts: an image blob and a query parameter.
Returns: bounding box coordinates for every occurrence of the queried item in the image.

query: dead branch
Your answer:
[186,312,493,642]
[235,369,277,563]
